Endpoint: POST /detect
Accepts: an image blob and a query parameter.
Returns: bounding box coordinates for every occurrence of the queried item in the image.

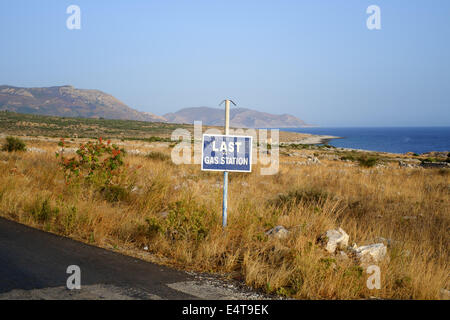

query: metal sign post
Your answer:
[222,99,231,229]
[201,99,252,229]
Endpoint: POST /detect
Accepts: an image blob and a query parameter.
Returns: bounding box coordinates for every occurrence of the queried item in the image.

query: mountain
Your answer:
[163,107,307,128]
[0,85,165,122]
[0,85,307,127]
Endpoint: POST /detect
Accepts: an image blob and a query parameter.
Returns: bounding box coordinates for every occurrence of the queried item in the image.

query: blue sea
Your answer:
[282,127,450,154]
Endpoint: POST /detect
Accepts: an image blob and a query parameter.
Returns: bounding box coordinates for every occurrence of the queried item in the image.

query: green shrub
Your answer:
[340,155,355,161]
[339,151,357,161]
[357,156,379,167]
[339,152,379,167]
[145,200,214,242]
[56,137,126,186]
[145,136,171,143]
[28,198,59,222]
[146,151,170,161]
[101,185,130,202]
[2,136,26,152]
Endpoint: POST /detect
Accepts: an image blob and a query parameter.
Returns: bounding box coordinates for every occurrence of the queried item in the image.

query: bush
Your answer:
[56,137,126,186]
[2,136,26,152]
[357,156,379,167]
[145,200,214,242]
[100,185,130,202]
[339,152,379,167]
[146,151,170,161]
[144,136,171,143]
[28,198,59,222]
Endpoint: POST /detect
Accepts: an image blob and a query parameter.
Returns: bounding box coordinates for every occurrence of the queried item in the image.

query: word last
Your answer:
[212,141,242,153]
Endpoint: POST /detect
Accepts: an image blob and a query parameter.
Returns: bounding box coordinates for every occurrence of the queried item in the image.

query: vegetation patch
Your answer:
[356,155,379,167]
[0,130,448,300]
[145,199,216,242]
[272,188,330,209]
[26,198,59,223]
[146,151,171,161]
[56,137,126,186]
[2,136,26,152]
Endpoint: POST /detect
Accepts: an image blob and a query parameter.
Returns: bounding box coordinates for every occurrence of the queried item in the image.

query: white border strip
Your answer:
[201,134,253,173]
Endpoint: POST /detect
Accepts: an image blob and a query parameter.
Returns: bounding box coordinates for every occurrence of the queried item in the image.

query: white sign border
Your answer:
[201,134,253,173]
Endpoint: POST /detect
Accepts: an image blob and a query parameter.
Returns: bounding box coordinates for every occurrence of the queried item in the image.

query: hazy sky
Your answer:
[1,1,449,126]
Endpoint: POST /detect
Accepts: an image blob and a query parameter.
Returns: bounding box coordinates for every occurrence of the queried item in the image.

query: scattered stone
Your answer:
[128,149,145,155]
[351,243,387,264]
[421,151,449,158]
[319,228,349,253]
[398,160,418,168]
[266,226,289,239]
[62,147,77,154]
[321,154,340,161]
[420,162,450,169]
[28,147,46,153]
[307,156,321,164]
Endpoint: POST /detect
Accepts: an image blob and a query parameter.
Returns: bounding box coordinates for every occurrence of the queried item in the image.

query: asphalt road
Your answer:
[0,217,202,299]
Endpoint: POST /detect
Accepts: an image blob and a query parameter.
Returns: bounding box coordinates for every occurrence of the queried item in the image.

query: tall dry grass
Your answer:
[0,138,448,299]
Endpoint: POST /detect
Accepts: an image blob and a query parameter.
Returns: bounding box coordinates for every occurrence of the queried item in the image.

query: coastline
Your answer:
[279,126,450,156]
[280,134,342,146]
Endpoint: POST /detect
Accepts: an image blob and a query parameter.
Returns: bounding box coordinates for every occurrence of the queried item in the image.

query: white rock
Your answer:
[320,228,350,253]
[307,156,321,164]
[143,246,149,251]
[128,149,144,155]
[266,226,289,239]
[352,243,387,264]
[28,147,46,153]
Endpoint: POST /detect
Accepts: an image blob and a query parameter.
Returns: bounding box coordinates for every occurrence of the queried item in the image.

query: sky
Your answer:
[0,0,449,126]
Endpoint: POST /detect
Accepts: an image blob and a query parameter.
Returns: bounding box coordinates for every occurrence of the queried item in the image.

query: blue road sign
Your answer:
[201,134,252,172]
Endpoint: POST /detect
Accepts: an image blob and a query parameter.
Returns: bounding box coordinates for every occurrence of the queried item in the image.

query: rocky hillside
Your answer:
[163,107,307,128]
[0,85,165,122]
[0,85,307,127]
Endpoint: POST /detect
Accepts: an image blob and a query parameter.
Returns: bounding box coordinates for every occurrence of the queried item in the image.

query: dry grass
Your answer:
[0,137,448,299]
